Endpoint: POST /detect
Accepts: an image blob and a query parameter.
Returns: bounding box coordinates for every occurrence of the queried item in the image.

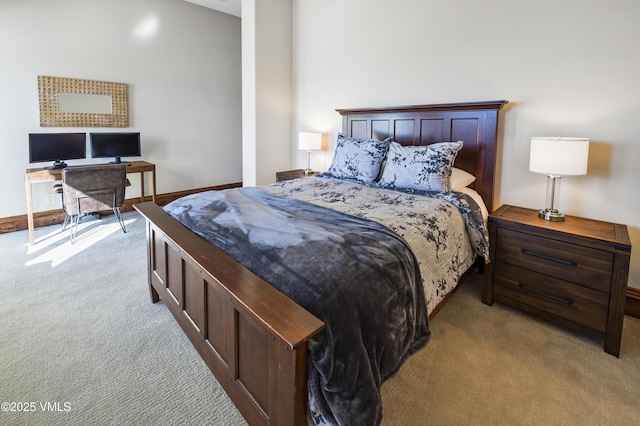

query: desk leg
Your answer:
[151,168,156,203]
[26,178,35,245]
[140,171,146,202]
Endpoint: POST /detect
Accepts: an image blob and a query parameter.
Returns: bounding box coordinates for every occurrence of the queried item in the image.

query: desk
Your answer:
[25,160,156,245]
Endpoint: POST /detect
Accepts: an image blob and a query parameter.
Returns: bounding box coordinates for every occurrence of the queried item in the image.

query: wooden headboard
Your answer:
[337,100,508,212]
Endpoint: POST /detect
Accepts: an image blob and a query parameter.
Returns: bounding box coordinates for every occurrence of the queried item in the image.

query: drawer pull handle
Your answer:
[518,283,574,305]
[521,249,577,267]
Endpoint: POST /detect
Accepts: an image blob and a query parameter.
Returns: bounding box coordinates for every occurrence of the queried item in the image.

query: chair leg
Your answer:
[114,207,127,233]
[61,213,70,230]
[55,185,68,230]
[69,214,80,243]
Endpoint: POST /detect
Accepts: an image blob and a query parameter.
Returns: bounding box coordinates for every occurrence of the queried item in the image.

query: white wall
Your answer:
[242,0,293,187]
[291,0,640,288]
[0,0,241,216]
[241,0,257,187]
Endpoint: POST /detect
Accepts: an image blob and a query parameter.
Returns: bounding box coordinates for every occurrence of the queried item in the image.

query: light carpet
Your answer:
[0,212,638,426]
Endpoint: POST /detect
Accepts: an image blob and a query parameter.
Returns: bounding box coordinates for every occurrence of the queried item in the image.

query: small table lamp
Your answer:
[529,136,589,221]
[298,132,324,175]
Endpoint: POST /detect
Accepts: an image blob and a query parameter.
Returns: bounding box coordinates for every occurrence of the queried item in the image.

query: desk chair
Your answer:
[54,177,131,229]
[61,164,128,243]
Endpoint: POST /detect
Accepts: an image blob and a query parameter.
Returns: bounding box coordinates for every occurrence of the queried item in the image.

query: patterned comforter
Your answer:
[265,176,489,315]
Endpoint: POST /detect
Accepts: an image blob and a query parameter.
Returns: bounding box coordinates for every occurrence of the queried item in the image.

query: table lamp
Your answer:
[298,132,324,175]
[529,136,589,221]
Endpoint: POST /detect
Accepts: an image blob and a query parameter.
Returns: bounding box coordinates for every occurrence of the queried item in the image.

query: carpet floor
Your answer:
[1,212,638,425]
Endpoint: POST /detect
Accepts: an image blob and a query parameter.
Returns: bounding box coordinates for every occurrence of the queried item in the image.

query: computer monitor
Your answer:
[90,132,141,165]
[28,133,87,169]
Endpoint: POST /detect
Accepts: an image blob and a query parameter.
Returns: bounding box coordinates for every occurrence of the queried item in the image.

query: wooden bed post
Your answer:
[144,219,161,303]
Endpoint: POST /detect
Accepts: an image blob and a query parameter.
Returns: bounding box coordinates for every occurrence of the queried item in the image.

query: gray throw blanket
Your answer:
[164,187,431,426]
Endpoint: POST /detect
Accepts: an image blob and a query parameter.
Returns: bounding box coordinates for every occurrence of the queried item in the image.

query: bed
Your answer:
[134,100,508,426]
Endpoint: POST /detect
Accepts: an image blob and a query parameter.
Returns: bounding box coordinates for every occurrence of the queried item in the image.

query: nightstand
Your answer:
[276,169,316,182]
[483,205,631,356]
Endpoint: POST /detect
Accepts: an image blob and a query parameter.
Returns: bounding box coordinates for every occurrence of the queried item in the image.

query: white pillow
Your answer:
[458,186,489,222]
[451,167,476,191]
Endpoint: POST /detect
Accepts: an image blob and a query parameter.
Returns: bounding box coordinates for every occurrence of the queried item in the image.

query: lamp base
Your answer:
[303,150,313,175]
[538,209,565,222]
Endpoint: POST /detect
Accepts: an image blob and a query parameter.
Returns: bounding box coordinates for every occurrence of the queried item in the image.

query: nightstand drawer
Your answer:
[493,262,609,333]
[495,227,613,293]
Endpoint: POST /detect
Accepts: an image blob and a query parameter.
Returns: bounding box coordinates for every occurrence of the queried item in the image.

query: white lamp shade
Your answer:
[298,132,323,151]
[529,137,589,176]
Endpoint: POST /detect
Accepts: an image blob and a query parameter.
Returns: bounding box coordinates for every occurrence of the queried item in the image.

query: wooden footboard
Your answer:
[134,202,324,426]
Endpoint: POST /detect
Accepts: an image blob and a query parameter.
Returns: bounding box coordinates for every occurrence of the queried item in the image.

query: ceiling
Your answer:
[184,0,241,17]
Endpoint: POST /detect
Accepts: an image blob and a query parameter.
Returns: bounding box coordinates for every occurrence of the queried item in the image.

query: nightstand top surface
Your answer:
[490,205,631,251]
[277,169,316,175]
[275,169,319,182]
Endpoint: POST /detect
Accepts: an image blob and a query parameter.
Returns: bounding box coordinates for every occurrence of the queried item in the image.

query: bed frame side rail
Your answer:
[134,202,324,426]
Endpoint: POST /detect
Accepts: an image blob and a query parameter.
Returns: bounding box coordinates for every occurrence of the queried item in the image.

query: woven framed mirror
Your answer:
[38,75,128,127]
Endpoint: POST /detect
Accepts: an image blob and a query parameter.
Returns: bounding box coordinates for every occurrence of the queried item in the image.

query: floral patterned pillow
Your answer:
[326,134,391,183]
[378,141,464,192]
